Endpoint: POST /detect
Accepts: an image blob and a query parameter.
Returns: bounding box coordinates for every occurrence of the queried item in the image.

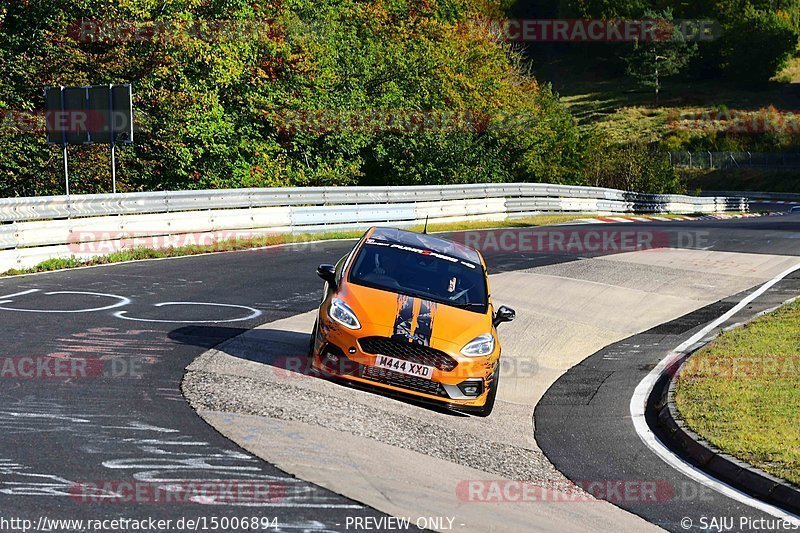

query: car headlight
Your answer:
[461,334,495,357]
[329,298,361,330]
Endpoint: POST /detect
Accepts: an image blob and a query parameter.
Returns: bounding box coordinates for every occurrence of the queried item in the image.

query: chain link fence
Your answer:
[670,152,800,169]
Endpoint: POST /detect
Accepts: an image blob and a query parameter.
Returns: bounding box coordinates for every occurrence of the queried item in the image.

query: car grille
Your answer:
[359,337,458,372]
[359,365,448,397]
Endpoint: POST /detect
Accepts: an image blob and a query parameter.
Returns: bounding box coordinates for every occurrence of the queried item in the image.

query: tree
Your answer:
[624,9,698,97]
[718,5,799,86]
[0,0,586,195]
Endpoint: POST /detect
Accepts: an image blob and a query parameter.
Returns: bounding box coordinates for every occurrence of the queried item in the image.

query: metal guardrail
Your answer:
[700,190,800,202]
[0,183,739,223]
[0,184,747,273]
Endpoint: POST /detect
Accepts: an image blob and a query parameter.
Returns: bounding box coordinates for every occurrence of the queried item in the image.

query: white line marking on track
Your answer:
[630,261,800,523]
[0,291,131,313]
[0,289,40,301]
[114,302,262,324]
[101,421,181,433]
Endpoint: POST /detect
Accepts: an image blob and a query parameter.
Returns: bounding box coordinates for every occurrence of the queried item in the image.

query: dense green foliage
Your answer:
[582,137,680,193]
[717,5,798,85]
[2,0,796,197]
[512,0,800,162]
[0,0,592,196]
[513,0,800,86]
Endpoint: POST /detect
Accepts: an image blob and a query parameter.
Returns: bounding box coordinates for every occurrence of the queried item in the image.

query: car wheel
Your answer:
[475,367,499,417]
[307,320,318,372]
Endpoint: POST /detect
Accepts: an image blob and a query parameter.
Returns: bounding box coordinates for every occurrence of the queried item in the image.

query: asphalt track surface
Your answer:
[750,202,799,213]
[0,213,797,531]
[536,276,800,532]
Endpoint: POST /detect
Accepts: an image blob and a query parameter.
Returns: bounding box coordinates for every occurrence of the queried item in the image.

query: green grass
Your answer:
[407,214,592,233]
[674,299,800,486]
[773,57,800,84]
[556,68,800,192]
[1,214,593,277]
[553,58,800,146]
[683,168,800,194]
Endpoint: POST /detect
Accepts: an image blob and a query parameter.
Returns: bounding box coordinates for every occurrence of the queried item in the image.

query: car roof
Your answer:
[369,227,483,265]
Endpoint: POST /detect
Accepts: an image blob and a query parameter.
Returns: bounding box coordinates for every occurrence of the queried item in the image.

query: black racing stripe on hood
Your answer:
[393,294,415,340]
[414,299,436,347]
[392,295,437,347]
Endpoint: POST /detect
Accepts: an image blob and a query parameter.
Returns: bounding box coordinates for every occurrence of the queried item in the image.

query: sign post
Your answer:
[54,85,70,196]
[111,143,117,194]
[45,84,134,195]
[63,146,70,196]
[108,84,117,194]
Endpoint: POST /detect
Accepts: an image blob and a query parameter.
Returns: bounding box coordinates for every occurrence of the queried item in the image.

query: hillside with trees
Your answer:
[1,0,798,197]
[516,0,800,165]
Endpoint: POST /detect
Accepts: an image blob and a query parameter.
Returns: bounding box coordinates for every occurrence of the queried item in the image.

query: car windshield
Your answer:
[349,238,488,313]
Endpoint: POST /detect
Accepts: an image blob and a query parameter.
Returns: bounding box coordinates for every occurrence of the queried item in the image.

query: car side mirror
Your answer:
[493,306,516,328]
[317,264,337,288]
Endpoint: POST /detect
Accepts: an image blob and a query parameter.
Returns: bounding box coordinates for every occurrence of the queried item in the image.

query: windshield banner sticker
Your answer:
[366,238,477,269]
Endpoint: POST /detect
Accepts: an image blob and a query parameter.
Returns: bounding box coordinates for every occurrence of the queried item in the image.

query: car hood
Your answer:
[339,282,493,348]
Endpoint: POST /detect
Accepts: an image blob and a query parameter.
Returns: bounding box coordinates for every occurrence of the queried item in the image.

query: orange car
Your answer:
[308,226,515,416]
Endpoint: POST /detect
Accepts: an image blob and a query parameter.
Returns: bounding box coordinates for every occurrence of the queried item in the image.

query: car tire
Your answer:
[307,320,318,373]
[475,367,499,417]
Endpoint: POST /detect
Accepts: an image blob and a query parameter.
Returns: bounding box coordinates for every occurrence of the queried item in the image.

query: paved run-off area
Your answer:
[0,215,794,531]
[183,237,799,531]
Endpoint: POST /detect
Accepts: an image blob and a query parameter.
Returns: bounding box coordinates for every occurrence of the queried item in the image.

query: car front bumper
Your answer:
[311,316,499,409]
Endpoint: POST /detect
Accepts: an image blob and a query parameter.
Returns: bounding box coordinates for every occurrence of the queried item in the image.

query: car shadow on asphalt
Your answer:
[169,326,469,418]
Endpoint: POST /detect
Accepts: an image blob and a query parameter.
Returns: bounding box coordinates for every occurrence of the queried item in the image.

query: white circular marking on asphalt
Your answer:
[113,302,263,324]
[0,289,41,302]
[0,291,131,313]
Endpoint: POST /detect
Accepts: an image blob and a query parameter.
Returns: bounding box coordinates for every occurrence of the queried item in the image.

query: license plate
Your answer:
[374,355,434,380]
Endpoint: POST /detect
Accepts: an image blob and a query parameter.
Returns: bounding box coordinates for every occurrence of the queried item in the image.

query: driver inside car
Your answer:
[447,275,458,295]
[373,252,396,277]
